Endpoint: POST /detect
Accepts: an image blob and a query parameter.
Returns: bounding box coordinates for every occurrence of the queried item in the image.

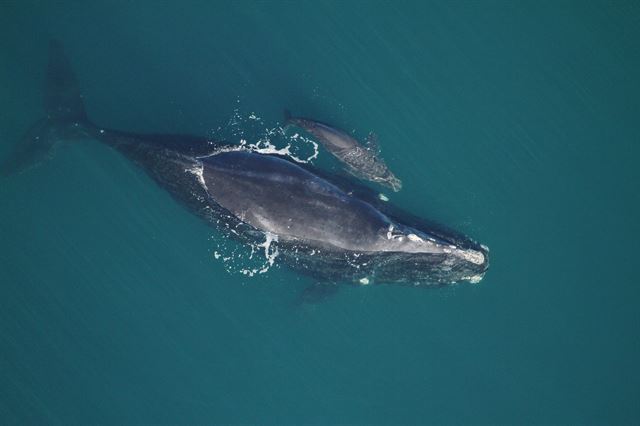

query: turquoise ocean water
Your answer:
[1,1,639,424]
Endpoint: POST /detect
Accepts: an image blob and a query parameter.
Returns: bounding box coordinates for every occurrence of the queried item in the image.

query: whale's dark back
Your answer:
[202,151,390,251]
[202,151,489,285]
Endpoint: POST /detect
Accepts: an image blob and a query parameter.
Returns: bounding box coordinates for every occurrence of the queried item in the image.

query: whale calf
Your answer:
[2,41,489,287]
[284,111,402,192]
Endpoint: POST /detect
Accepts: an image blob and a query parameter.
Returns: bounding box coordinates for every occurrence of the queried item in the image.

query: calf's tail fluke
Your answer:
[1,40,92,177]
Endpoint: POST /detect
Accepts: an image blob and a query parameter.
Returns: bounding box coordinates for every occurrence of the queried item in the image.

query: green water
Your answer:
[1,1,639,424]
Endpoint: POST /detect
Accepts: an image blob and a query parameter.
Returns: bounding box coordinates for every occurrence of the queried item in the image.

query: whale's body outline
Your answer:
[285,112,403,192]
[1,41,489,287]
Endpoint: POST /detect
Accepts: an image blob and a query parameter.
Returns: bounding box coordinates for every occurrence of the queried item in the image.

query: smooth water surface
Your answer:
[1,1,639,424]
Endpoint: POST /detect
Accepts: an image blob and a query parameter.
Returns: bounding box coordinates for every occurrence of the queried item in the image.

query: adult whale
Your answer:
[2,41,489,286]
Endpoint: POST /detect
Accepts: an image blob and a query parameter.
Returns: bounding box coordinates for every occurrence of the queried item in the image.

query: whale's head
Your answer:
[368,241,490,286]
[358,218,490,286]
[382,172,402,192]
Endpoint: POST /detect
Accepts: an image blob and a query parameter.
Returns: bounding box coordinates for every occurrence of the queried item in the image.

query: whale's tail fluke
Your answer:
[44,40,87,123]
[1,40,92,177]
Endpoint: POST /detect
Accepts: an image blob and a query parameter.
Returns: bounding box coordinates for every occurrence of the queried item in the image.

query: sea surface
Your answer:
[1,1,639,424]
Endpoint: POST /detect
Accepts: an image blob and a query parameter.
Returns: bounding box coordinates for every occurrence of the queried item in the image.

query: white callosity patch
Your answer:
[466,274,484,284]
[453,248,485,265]
[387,224,394,240]
[384,223,488,266]
[384,224,438,252]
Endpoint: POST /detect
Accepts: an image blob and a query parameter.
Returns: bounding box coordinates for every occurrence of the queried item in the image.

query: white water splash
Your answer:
[359,277,371,285]
[211,107,320,164]
[211,231,280,278]
[185,162,207,189]
[239,137,319,164]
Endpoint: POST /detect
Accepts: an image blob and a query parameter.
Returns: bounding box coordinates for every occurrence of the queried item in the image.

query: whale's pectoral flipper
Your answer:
[1,40,90,177]
[296,283,341,305]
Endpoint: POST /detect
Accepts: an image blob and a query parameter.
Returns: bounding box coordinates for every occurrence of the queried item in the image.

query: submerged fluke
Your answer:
[1,40,90,177]
[44,40,87,122]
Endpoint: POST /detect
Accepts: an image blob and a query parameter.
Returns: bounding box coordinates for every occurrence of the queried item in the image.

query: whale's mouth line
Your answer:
[268,228,487,264]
